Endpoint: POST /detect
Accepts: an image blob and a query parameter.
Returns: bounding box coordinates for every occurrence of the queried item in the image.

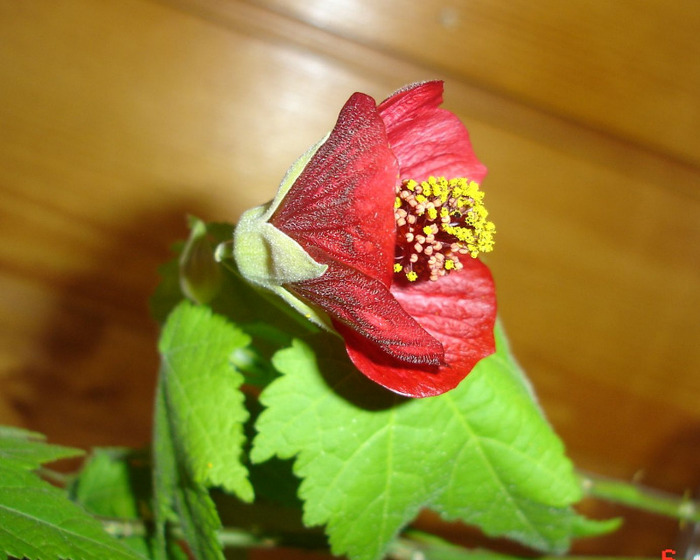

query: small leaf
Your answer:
[251,323,599,560]
[159,301,253,501]
[570,513,622,537]
[154,301,261,559]
[0,425,83,469]
[0,426,147,560]
[153,381,223,560]
[71,448,153,557]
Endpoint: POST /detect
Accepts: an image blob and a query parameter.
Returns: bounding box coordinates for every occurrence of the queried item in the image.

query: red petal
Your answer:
[378,81,488,184]
[274,91,446,365]
[290,262,444,366]
[341,258,497,397]
[271,92,398,286]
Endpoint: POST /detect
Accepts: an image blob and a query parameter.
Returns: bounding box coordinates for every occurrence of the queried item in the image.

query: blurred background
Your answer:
[1,0,698,556]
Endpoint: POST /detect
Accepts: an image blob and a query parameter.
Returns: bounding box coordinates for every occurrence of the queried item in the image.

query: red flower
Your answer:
[236,81,496,397]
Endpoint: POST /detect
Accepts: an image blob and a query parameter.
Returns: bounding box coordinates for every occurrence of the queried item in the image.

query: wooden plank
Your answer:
[247,0,700,167]
[0,0,698,553]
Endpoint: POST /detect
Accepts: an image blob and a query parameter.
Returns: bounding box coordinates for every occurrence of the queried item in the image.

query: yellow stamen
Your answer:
[393,176,495,282]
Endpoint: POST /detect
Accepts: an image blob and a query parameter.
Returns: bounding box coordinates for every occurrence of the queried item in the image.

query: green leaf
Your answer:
[251,324,599,560]
[154,301,258,559]
[71,448,153,557]
[72,449,148,519]
[0,426,147,560]
[570,512,622,537]
[0,425,83,469]
[159,300,253,501]
[153,380,222,560]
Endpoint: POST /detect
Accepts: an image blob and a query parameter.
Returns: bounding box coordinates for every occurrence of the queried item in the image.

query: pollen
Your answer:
[394,176,495,282]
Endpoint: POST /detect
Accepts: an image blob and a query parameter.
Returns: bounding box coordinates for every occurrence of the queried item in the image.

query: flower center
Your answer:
[393,176,495,282]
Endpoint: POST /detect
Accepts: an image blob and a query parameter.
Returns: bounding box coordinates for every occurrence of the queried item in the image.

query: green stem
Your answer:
[38,467,75,487]
[98,517,275,547]
[95,471,698,557]
[391,530,659,560]
[97,516,666,560]
[100,517,148,539]
[578,470,700,523]
[216,528,274,548]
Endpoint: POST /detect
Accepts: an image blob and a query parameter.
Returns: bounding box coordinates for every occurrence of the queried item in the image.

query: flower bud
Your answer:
[179,217,223,305]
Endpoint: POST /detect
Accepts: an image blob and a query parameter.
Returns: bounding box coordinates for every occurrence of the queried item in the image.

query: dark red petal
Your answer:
[341,258,497,397]
[290,261,444,367]
[273,91,445,366]
[271,92,398,286]
[378,81,488,184]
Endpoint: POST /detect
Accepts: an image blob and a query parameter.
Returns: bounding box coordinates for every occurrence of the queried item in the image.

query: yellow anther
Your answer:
[394,175,495,282]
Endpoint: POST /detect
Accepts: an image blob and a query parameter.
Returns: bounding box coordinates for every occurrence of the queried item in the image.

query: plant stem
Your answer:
[101,517,148,538]
[96,471,699,557]
[390,530,659,560]
[98,517,276,547]
[578,470,700,523]
[38,467,74,487]
[98,516,665,559]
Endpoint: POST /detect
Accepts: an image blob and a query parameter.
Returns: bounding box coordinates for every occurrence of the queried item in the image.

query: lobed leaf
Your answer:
[0,426,146,560]
[154,300,260,559]
[158,301,253,501]
[153,380,222,560]
[251,323,602,560]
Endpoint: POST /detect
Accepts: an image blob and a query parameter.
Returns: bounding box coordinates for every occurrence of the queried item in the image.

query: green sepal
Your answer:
[230,134,333,330]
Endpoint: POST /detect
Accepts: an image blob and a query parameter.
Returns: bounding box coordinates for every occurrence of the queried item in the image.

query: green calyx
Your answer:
[233,207,327,286]
[227,134,333,330]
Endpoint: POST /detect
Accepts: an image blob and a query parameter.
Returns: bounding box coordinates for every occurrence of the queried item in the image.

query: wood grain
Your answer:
[249,0,700,167]
[0,0,698,555]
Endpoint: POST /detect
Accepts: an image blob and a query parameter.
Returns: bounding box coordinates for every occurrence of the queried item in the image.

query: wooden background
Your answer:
[1,0,699,556]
